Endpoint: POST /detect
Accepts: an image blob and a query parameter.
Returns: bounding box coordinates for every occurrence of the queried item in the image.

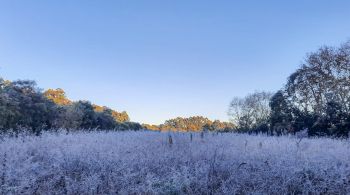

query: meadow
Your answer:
[0,131,349,194]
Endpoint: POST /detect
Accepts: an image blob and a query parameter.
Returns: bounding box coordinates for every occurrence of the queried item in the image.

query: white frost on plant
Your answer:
[0,131,349,194]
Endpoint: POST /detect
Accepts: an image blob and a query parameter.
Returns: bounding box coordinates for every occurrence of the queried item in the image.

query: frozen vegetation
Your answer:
[0,131,349,194]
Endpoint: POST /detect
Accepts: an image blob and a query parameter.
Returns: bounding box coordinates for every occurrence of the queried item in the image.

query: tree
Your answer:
[284,40,350,136]
[228,91,272,132]
[0,78,141,133]
[119,122,142,131]
[111,111,130,122]
[160,116,212,132]
[73,101,98,129]
[310,101,350,137]
[286,41,350,115]
[269,90,294,135]
[44,88,71,105]
[94,105,130,123]
[52,104,83,130]
[206,120,235,132]
[145,116,235,132]
[0,80,57,134]
[0,79,20,130]
[142,124,160,131]
[95,108,117,130]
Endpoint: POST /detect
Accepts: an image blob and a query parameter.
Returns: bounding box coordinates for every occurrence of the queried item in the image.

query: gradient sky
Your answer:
[0,1,349,124]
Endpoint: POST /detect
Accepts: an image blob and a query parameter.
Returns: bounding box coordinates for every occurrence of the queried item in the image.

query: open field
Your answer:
[0,131,349,194]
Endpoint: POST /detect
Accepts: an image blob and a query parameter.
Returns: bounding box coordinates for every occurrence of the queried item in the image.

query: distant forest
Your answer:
[143,116,235,132]
[0,81,142,134]
[0,80,233,134]
[0,41,349,137]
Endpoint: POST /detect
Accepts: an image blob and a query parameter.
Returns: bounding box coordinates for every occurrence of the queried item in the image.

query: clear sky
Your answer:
[0,1,349,124]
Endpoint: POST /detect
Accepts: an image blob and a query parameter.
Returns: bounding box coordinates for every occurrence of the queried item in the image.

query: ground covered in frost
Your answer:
[0,131,349,194]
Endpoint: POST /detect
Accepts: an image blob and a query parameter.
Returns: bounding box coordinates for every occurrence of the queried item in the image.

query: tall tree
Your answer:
[0,80,57,133]
[283,41,350,136]
[286,41,350,115]
[228,91,272,132]
[269,90,294,135]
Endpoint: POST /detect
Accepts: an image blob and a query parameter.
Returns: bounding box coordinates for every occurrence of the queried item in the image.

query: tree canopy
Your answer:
[143,116,235,132]
[0,79,141,134]
[228,41,350,137]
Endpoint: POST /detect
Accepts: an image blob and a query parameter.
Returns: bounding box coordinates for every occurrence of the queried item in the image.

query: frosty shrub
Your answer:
[0,131,349,194]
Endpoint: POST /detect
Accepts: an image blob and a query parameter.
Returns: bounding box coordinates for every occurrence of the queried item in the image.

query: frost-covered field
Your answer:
[0,131,349,194]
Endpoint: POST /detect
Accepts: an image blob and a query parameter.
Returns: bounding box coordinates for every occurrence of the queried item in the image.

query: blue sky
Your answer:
[0,0,349,124]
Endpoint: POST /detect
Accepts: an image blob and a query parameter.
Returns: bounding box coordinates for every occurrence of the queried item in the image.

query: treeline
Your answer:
[143,116,235,132]
[229,41,350,137]
[0,80,142,134]
[2,41,349,137]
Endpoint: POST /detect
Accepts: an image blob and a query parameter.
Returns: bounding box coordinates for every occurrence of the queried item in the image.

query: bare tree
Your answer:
[228,91,273,131]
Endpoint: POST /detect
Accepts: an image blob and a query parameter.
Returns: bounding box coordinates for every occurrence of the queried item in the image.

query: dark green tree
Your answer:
[0,80,57,134]
[269,90,294,135]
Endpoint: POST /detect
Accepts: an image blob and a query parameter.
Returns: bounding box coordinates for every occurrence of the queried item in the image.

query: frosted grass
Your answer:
[0,131,349,194]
